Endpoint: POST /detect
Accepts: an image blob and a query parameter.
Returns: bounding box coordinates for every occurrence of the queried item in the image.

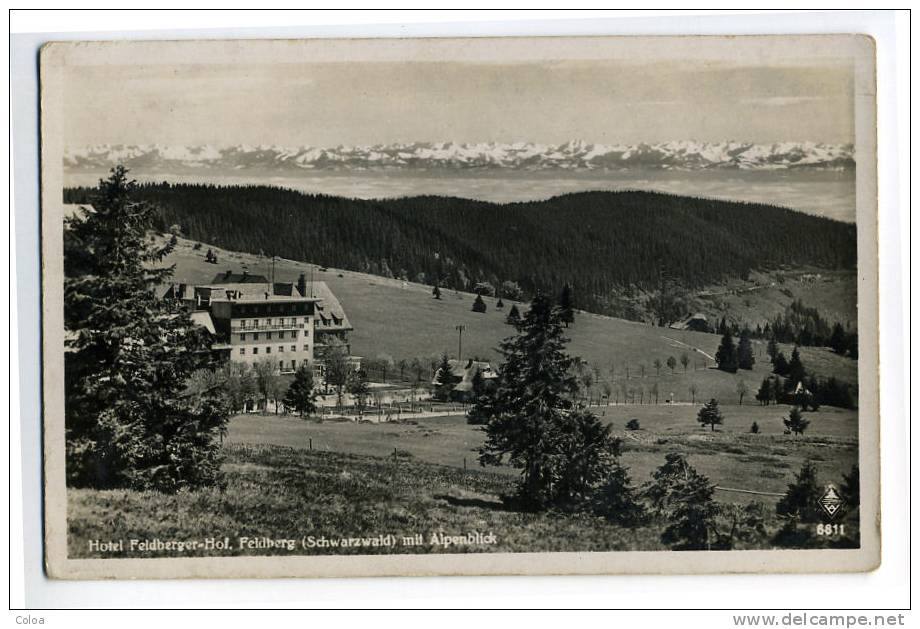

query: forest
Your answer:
[63,182,857,318]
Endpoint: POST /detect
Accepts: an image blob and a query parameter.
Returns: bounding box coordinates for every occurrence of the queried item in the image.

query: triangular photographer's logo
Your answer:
[819,483,845,519]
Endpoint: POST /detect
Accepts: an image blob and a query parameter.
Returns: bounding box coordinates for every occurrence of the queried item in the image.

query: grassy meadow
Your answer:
[69,403,859,558]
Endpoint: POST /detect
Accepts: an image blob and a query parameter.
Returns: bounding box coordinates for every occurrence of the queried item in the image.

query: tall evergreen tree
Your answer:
[737,328,755,370]
[505,303,521,326]
[772,351,790,376]
[478,295,619,509]
[558,283,574,327]
[715,332,738,373]
[63,167,228,491]
[283,363,317,417]
[787,346,806,388]
[433,353,455,401]
[432,284,442,300]
[472,293,487,313]
[755,377,774,406]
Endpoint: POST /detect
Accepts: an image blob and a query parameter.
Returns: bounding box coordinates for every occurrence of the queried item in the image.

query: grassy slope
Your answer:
[68,441,857,559]
[163,236,857,405]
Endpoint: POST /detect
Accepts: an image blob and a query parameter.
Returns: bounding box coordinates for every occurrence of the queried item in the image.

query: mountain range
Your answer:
[64,141,855,173]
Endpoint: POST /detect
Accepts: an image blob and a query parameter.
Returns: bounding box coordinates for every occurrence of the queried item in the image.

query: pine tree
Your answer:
[495,297,504,309]
[755,377,773,405]
[63,167,228,491]
[283,363,317,417]
[558,283,574,327]
[777,461,822,522]
[432,284,442,300]
[783,406,810,436]
[737,328,755,370]
[433,353,455,401]
[472,293,487,313]
[478,295,619,509]
[696,398,724,431]
[773,351,790,376]
[787,346,806,388]
[647,453,719,550]
[505,303,521,326]
[715,332,738,373]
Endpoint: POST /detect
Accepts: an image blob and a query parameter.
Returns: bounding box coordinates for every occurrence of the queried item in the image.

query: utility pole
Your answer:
[455,325,466,362]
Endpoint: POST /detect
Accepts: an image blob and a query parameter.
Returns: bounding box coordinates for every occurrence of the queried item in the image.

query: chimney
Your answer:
[297,273,307,298]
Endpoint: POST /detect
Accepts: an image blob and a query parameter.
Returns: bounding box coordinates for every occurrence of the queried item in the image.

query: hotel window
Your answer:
[253,347,259,355]
[290,345,296,352]
[278,346,284,353]
[278,361,284,371]
[291,330,298,339]
[253,332,260,340]
[267,331,273,340]
[303,345,309,352]
[291,359,297,370]
[239,348,246,355]
[266,347,272,354]
[278,331,285,339]
[239,333,246,342]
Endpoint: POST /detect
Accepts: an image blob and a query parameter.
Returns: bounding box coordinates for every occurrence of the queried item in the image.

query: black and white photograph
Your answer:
[37,33,880,579]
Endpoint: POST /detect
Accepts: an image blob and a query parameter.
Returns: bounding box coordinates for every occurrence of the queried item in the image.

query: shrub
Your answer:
[592,462,647,526]
[696,398,724,431]
[626,418,641,431]
[776,461,823,523]
[646,453,720,550]
[750,421,760,434]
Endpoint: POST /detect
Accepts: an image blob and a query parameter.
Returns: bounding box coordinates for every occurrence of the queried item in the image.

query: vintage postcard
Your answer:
[40,34,879,579]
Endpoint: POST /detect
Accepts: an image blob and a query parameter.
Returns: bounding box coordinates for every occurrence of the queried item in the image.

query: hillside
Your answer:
[63,184,857,320]
[159,235,858,405]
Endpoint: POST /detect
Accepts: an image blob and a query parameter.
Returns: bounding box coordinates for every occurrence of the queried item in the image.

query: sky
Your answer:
[60,38,856,148]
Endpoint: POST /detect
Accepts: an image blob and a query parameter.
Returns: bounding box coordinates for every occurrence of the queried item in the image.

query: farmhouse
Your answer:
[670,312,711,333]
[162,271,357,376]
[433,358,498,401]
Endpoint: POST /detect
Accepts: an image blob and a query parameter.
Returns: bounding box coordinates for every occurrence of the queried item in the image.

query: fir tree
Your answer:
[433,353,455,401]
[478,295,619,509]
[558,283,574,327]
[63,167,228,491]
[283,363,317,417]
[776,461,822,523]
[495,297,504,309]
[755,377,774,405]
[505,303,521,326]
[715,332,738,373]
[787,346,806,388]
[772,351,790,376]
[647,453,719,550]
[472,293,487,313]
[737,328,755,370]
[696,398,724,431]
[783,406,810,436]
[432,284,442,300]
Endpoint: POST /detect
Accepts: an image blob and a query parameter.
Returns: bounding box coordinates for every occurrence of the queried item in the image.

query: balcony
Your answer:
[231,322,305,332]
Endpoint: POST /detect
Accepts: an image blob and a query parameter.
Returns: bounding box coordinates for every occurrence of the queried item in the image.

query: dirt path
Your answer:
[661,335,715,361]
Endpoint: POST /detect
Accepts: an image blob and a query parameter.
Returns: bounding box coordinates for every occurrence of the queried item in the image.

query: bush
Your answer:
[646,453,720,550]
[776,461,823,523]
[626,418,640,431]
[750,421,760,434]
[592,463,647,526]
